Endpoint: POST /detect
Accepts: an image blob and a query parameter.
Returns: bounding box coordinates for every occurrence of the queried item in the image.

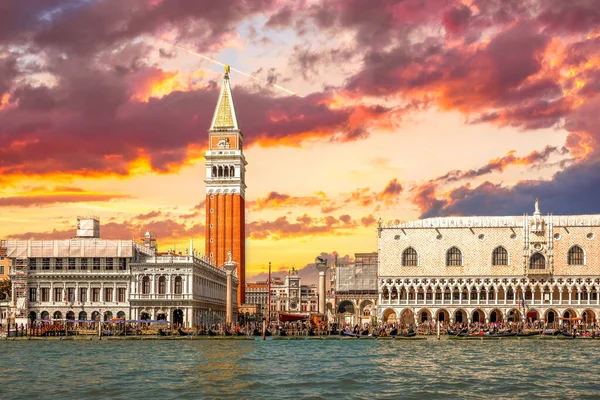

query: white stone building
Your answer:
[130,252,237,326]
[2,218,235,327]
[377,201,600,326]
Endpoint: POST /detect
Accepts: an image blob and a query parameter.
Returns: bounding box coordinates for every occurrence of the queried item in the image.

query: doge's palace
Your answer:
[377,200,600,326]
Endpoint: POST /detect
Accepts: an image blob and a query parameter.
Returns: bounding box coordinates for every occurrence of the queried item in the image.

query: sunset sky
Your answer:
[1,0,599,283]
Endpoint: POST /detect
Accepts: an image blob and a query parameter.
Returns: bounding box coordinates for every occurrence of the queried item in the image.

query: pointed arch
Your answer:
[568,245,585,265]
[212,166,217,177]
[224,165,229,177]
[230,165,235,177]
[446,246,462,266]
[402,247,418,266]
[492,246,509,266]
[218,165,223,177]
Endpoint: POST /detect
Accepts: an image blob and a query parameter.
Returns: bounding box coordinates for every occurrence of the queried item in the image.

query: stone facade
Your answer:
[1,223,235,327]
[245,269,318,318]
[377,202,600,325]
[130,255,237,326]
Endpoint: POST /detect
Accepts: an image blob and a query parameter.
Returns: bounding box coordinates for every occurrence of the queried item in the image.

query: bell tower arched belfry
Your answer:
[205,66,247,305]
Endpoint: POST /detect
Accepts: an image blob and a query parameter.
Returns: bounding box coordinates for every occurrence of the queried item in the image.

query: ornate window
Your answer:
[230,166,235,177]
[446,247,462,266]
[529,252,545,269]
[158,277,166,294]
[402,247,418,266]
[212,166,217,177]
[568,245,584,265]
[492,246,509,266]
[174,276,183,294]
[142,276,150,294]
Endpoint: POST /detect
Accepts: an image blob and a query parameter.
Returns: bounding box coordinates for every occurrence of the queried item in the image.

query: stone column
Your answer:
[316,262,328,316]
[223,262,237,324]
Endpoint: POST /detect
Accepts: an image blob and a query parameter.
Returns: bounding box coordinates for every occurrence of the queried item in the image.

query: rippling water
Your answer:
[2,339,600,399]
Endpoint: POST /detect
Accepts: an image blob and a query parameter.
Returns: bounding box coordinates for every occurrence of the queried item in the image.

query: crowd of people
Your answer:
[3,318,600,338]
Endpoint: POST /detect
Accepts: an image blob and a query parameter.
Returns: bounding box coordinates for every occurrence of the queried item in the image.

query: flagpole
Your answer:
[263,262,271,341]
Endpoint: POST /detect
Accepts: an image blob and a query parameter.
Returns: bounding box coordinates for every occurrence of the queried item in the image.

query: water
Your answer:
[2,339,600,399]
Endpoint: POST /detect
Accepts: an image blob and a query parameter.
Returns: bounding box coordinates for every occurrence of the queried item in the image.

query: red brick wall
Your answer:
[205,193,245,305]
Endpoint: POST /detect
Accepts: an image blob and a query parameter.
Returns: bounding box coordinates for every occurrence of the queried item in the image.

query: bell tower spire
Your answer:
[205,65,247,306]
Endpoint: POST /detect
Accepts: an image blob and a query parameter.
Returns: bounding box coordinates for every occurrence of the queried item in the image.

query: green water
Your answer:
[1,339,599,399]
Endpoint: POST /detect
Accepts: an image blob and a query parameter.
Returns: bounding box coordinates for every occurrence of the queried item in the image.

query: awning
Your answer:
[278,312,308,322]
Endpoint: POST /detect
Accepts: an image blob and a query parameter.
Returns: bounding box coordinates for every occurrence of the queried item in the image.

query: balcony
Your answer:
[130,294,191,301]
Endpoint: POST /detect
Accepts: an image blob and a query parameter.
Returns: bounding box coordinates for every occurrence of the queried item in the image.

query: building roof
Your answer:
[0,239,155,259]
[209,66,239,131]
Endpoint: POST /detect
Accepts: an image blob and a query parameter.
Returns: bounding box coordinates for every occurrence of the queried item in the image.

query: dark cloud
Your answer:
[411,158,600,218]
[0,192,131,207]
[537,0,600,34]
[134,210,162,221]
[433,146,567,184]
[6,217,205,244]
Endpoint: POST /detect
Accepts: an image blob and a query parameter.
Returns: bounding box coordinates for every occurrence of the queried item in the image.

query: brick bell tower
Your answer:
[205,65,247,306]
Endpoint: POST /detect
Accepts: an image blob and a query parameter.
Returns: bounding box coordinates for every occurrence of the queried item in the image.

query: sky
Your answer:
[0,0,599,284]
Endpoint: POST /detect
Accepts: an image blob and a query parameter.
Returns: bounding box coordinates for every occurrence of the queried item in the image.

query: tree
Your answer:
[0,278,11,300]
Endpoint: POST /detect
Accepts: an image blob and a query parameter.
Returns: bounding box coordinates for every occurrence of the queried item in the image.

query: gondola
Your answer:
[234,330,245,336]
[516,331,539,337]
[544,329,560,336]
[224,330,232,336]
[494,331,517,337]
[396,330,416,338]
[361,329,370,336]
[158,329,168,336]
[278,329,287,337]
[389,328,398,336]
[178,328,191,336]
[207,329,217,336]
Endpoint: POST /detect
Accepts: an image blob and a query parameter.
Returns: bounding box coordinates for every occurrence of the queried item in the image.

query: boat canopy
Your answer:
[278,312,308,322]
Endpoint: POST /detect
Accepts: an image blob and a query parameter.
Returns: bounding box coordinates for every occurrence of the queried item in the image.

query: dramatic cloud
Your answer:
[434,146,568,184]
[0,187,131,207]
[7,217,205,246]
[246,213,375,240]
[411,158,600,218]
[250,179,404,213]
[249,251,352,285]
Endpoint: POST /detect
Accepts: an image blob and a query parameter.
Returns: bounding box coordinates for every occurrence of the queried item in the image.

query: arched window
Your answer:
[158,276,166,294]
[224,165,229,177]
[492,246,508,266]
[212,166,217,177]
[53,311,62,320]
[142,276,150,294]
[446,247,462,266]
[402,247,418,266]
[79,311,87,321]
[568,245,584,265]
[117,311,126,319]
[530,253,545,269]
[174,276,183,295]
[230,166,235,177]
